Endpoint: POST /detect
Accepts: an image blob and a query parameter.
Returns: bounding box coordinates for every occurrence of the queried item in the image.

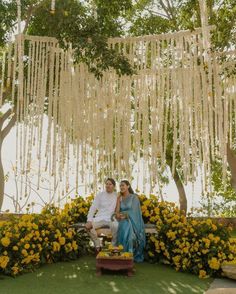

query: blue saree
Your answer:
[117,194,146,262]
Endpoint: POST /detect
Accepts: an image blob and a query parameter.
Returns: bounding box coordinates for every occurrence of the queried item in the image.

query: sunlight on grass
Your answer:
[0,256,212,294]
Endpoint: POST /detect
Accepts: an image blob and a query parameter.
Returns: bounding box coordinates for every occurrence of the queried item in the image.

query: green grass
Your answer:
[0,256,212,294]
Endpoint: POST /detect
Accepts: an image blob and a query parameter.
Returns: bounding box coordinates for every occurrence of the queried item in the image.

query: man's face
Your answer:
[105,180,115,193]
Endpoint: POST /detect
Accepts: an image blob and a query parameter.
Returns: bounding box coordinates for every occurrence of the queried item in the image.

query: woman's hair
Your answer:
[120,180,134,194]
[106,178,116,186]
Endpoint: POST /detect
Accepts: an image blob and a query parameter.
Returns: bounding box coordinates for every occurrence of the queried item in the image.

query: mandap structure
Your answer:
[0,0,236,206]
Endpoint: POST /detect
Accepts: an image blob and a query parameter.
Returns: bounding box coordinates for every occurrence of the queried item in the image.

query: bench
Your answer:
[70,222,157,238]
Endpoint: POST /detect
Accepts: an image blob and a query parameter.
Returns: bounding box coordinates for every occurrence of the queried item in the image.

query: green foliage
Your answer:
[199,159,236,217]
[0,0,134,78]
[129,15,171,36]
[176,0,236,49]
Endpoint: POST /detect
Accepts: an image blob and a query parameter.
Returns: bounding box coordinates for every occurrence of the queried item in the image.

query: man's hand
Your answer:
[85,221,93,231]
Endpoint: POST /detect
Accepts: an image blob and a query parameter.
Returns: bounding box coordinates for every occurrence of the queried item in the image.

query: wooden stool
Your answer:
[96,256,134,277]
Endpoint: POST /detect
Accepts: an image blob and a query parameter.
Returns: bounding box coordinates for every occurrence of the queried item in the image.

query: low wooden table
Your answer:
[96,256,134,277]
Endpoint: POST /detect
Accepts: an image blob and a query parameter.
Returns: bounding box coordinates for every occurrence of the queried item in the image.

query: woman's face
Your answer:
[120,182,129,194]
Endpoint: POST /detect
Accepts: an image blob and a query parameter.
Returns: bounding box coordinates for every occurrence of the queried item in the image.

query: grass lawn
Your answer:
[0,256,212,294]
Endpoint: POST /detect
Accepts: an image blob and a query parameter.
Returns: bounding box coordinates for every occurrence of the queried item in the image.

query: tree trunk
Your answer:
[227,144,236,191]
[0,141,4,211]
[173,169,187,214]
[0,109,16,211]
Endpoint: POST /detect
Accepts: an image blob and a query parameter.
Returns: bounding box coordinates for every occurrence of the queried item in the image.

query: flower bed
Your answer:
[0,206,90,276]
[0,194,235,278]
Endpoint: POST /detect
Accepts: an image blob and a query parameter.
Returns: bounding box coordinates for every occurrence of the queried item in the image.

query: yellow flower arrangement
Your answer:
[0,193,235,278]
[140,194,235,278]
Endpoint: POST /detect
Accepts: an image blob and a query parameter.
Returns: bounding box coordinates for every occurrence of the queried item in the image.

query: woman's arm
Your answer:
[115,194,121,220]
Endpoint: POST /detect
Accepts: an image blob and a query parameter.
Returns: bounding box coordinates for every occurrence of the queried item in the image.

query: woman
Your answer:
[115,180,146,262]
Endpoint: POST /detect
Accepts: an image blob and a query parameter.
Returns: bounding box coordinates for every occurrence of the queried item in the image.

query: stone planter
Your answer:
[222,264,236,280]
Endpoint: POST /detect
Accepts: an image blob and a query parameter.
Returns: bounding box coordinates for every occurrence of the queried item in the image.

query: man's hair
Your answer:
[106,178,116,186]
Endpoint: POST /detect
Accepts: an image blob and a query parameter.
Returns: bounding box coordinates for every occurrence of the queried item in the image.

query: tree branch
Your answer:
[23,1,45,34]
[146,8,169,19]
[159,0,172,20]
[1,113,16,140]
[23,4,34,34]
[0,108,12,130]
[1,85,12,106]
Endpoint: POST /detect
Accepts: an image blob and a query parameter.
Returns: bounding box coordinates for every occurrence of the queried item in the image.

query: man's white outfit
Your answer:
[87,191,118,248]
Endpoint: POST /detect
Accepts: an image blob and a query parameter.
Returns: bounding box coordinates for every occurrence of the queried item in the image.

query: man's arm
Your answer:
[85,193,100,229]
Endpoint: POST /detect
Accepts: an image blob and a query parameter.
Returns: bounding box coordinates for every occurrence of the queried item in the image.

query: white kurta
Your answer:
[87,191,117,222]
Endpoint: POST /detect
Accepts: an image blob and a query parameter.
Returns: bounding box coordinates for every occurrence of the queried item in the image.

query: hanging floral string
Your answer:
[3,25,236,206]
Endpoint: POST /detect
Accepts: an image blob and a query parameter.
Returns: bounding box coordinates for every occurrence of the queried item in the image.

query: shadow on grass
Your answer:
[0,256,212,294]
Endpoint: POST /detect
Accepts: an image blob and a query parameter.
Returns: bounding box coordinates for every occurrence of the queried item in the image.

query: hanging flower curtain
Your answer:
[1,25,236,202]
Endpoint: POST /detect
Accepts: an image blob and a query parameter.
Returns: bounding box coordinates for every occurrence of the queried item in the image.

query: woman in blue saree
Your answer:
[115,180,146,262]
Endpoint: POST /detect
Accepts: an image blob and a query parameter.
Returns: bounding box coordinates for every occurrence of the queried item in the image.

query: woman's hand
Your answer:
[115,212,122,221]
[115,212,127,221]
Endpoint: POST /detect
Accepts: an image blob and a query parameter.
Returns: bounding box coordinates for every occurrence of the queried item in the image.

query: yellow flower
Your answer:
[58,237,66,245]
[1,237,10,247]
[72,241,78,251]
[122,252,133,258]
[199,270,207,279]
[32,223,38,230]
[0,255,9,269]
[208,257,220,270]
[183,247,189,254]
[35,231,40,237]
[166,230,176,240]
[206,219,212,226]
[13,246,18,251]
[173,255,181,264]
[52,241,61,252]
[108,244,113,251]
[21,249,28,256]
[144,210,150,217]
[97,252,108,258]
[12,265,19,275]
[148,251,154,257]
[212,224,217,231]
[202,249,209,254]
[65,243,72,253]
[118,245,123,251]
[66,231,73,239]
[24,243,30,249]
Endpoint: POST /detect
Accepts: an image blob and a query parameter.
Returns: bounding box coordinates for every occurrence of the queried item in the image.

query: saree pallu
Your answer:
[117,194,146,262]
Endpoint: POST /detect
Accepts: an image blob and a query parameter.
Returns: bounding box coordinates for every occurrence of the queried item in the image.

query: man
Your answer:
[85,178,118,252]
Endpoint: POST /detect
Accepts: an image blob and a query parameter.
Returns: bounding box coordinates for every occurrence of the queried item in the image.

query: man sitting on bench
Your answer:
[85,178,118,254]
